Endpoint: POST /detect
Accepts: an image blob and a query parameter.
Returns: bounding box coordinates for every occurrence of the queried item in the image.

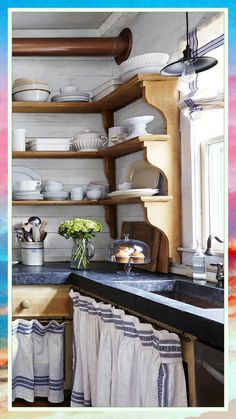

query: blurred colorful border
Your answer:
[0,1,235,417]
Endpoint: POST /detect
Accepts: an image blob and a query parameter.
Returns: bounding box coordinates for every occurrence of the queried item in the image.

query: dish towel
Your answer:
[12,319,66,403]
[69,289,188,407]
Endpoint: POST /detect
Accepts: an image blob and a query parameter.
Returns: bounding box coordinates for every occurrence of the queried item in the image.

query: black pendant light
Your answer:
[160,12,218,77]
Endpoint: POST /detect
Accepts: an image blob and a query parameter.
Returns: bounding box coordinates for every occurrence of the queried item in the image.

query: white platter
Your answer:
[13,166,41,192]
[108,188,159,198]
[125,160,160,189]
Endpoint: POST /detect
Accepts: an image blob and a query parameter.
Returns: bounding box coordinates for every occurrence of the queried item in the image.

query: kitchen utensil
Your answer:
[15,180,41,191]
[39,219,48,240]
[86,189,102,200]
[40,231,48,241]
[125,160,160,189]
[23,231,34,242]
[73,130,108,151]
[13,166,41,192]
[31,224,41,242]
[70,187,83,201]
[122,115,154,139]
[28,216,41,226]
[121,221,169,273]
[13,89,50,102]
[13,129,26,151]
[59,84,78,94]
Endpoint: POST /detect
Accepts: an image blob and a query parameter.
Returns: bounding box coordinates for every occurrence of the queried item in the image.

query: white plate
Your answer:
[13,190,41,195]
[13,195,44,200]
[108,188,159,198]
[13,166,41,192]
[52,97,92,103]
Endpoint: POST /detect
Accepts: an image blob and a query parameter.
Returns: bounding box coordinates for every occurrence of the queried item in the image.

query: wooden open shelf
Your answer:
[12,135,169,159]
[12,196,172,206]
[12,74,171,114]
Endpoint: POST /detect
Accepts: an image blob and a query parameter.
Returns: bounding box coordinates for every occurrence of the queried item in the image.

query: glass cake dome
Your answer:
[106,234,150,274]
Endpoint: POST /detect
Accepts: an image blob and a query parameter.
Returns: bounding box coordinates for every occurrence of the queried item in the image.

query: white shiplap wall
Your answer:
[12,11,216,261]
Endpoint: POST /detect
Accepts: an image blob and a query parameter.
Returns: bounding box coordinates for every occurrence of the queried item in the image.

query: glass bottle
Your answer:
[192,241,207,285]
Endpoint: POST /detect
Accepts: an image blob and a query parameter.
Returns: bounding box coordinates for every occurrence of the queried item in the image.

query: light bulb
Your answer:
[181,60,197,83]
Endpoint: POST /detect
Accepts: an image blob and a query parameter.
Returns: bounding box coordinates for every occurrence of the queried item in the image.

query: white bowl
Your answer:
[86,189,102,200]
[43,191,69,200]
[45,185,64,192]
[120,53,169,70]
[13,78,48,87]
[118,182,132,190]
[13,83,50,94]
[59,84,78,94]
[13,89,50,102]
[122,115,154,139]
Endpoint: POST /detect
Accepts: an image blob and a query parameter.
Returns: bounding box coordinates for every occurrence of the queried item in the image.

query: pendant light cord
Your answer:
[186,12,189,47]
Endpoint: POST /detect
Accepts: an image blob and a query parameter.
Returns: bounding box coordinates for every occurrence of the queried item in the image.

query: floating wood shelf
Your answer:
[12,196,172,206]
[12,135,169,159]
[12,75,172,114]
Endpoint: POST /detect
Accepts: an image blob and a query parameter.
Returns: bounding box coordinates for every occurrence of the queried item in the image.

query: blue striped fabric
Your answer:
[70,291,183,361]
[71,390,92,407]
[157,364,169,407]
[184,29,224,113]
[12,320,66,336]
[12,376,64,391]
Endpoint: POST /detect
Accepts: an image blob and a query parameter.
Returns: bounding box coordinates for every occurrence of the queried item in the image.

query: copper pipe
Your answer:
[12,28,132,64]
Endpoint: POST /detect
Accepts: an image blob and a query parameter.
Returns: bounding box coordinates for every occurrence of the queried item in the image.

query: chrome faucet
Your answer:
[210,263,224,288]
[204,235,224,256]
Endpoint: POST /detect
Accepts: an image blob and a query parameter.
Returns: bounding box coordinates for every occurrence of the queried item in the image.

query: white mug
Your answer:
[16,180,41,191]
[70,187,83,200]
[13,129,26,151]
[108,126,127,146]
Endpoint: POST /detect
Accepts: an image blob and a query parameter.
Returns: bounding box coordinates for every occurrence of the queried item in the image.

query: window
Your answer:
[180,13,225,264]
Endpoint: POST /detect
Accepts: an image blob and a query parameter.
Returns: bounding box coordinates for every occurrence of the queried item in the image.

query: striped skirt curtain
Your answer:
[69,289,187,407]
[12,319,66,403]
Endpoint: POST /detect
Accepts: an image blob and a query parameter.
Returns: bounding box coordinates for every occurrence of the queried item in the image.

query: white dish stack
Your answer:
[92,78,122,102]
[51,85,92,102]
[26,137,73,151]
[43,180,69,201]
[12,78,50,102]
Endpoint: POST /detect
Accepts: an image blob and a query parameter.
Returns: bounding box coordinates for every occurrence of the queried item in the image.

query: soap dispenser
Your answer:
[192,240,207,285]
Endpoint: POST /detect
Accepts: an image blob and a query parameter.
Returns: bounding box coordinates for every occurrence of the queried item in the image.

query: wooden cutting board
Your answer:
[121,221,169,273]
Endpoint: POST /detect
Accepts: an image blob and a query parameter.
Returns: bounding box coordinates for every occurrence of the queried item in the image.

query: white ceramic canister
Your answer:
[21,242,44,266]
[13,128,26,151]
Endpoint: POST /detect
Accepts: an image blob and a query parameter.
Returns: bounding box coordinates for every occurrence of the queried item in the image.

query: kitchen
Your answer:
[11,9,225,409]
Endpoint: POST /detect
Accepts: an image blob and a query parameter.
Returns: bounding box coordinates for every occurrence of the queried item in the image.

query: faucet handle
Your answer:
[205,236,224,256]
[210,263,224,288]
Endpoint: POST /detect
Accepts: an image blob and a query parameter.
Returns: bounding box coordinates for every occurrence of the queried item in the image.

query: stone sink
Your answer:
[112,279,224,309]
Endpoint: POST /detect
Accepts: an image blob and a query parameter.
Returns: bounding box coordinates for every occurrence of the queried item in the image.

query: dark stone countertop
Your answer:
[12,262,224,350]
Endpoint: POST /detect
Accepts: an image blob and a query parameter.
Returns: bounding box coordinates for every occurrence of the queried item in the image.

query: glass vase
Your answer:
[70,238,95,270]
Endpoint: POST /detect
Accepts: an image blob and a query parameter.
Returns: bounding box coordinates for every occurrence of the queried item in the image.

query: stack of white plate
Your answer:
[43,191,69,201]
[108,188,159,198]
[13,166,43,200]
[92,78,122,102]
[51,90,92,103]
[26,137,73,151]
[12,78,50,102]
[13,190,44,200]
[119,53,169,82]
